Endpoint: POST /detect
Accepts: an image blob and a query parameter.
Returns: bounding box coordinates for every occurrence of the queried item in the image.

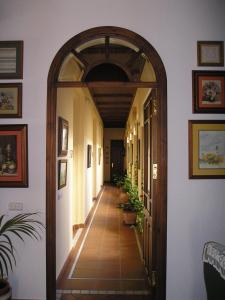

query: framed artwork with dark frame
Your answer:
[98,147,101,165]
[0,124,28,187]
[0,83,22,118]
[58,159,67,189]
[58,117,69,156]
[137,139,141,169]
[192,70,225,113]
[0,41,23,79]
[189,120,225,179]
[197,41,224,67]
[87,144,92,168]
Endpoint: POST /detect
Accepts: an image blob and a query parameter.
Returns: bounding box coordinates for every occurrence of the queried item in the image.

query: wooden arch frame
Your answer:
[46,26,167,300]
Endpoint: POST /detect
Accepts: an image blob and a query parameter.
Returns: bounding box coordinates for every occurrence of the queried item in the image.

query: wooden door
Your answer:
[110,140,124,182]
[143,90,158,296]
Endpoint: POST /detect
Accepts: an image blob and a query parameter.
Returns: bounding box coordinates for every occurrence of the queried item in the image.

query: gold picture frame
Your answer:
[197,41,224,67]
[189,120,225,179]
[0,41,23,79]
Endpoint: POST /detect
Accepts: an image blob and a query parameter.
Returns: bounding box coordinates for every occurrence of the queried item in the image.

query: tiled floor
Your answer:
[57,186,150,299]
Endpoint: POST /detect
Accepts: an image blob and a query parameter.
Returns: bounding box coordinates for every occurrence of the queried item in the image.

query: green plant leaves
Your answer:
[0,213,45,279]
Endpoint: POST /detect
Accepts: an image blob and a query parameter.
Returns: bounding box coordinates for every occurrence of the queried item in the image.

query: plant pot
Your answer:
[123,211,137,225]
[119,191,128,204]
[0,279,11,300]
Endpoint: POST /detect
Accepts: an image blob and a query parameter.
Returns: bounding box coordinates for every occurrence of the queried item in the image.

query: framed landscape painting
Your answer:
[192,71,225,113]
[0,41,23,79]
[0,124,28,187]
[0,83,22,118]
[189,120,225,179]
[197,41,224,66]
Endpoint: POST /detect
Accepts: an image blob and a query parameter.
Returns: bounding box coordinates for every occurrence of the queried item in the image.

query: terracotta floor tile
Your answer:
[57,186,150,294]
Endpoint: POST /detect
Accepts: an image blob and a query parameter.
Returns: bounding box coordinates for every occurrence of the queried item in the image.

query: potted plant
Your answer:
[121,183,144,227]
[0,213,44,300]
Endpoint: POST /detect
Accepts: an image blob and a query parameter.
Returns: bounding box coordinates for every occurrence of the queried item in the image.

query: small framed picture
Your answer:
[0,124,28,187]
[0,41,23,79]
[189,120,225,179]
[87,144,92,168]
[192,70,225,113]
[0,83,22,118]
[98,147,101,165]
[58,117,69,156]
[197,41,224,66]
[137,139,141,169]
[58,159,67,189]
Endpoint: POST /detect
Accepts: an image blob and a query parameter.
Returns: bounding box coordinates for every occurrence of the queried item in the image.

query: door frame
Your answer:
[46,26,167,300]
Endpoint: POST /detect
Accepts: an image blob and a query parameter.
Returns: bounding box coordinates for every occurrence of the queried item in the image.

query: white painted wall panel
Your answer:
[0,0,224,299]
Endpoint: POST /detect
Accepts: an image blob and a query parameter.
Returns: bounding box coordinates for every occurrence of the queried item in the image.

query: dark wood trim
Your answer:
[126,49,143,67]
[70,49,88,69]
[55,81,158,88]
[46,26,167,300]
[105,36,110,60]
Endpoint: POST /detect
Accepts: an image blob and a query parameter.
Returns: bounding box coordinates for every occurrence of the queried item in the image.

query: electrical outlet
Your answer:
[8,202,23,211]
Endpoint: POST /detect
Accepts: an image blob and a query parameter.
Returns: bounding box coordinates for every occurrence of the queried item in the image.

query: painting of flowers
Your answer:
[0,83,22,118]
[192,71,225,113]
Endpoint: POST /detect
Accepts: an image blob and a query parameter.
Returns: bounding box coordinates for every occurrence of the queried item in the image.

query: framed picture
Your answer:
[197,41,224,66]
[0,124,28,187]
[87,144,92,168]
[58,159,67,189]
[192,71,225,113]
[0,83,22,118]
[58,117,69,156]
[189,120,225,179]
[98,147,101,165]
[137,139,141,169]
[0,41,23,79]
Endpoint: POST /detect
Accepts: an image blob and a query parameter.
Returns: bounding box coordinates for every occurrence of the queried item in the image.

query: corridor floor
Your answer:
[57,185,150,300]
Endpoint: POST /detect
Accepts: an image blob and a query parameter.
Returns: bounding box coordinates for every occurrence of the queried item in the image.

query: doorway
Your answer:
[46,26,167,300]
[110,140,124,182]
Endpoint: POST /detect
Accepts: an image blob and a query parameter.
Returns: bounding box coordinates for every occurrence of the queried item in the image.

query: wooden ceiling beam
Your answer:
[97,104,130,108]
[56,81,158,88]
[93,93,133,98]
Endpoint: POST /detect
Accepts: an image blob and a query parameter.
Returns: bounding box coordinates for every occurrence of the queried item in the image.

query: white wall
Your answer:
[0,0,225,299]
[56,89,74,278]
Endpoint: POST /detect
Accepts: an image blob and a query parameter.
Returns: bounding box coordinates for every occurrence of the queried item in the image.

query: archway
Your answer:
[46,26,167,300]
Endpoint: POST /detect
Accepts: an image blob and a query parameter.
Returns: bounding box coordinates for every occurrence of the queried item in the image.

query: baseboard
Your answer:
[72,223,85,237]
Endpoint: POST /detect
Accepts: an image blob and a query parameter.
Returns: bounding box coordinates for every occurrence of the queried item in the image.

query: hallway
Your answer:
[57,185,150,300]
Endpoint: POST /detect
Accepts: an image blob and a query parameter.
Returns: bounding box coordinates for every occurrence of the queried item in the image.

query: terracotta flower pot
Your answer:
[123,211,137,225]
[0,279,11,300]
[119,191,128,203]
